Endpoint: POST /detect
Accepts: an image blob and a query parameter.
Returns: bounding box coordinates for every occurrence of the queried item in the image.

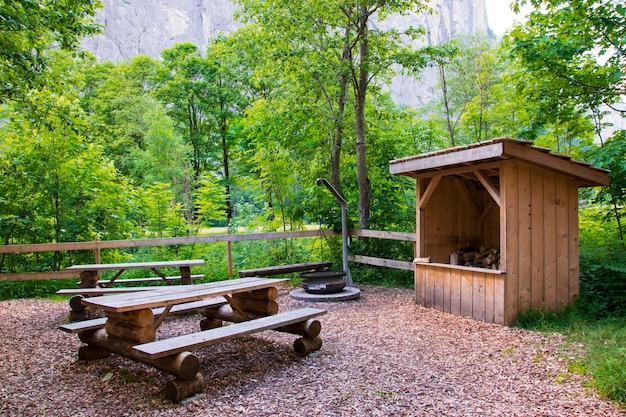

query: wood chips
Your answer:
[0,285,624,416]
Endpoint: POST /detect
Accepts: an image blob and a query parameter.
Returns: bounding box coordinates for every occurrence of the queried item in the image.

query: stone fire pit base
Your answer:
[289,287,361,302]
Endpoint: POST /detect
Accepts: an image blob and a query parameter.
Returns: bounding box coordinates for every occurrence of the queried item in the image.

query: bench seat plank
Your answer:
[97,274,204,286]
[57,287,158,296]
[59,297,228,333]
[60,317,108,332]
[238,262,332,278]
[134,307,327,359]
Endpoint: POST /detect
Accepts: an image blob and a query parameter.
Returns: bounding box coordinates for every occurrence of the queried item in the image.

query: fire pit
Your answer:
[300,270,346,294]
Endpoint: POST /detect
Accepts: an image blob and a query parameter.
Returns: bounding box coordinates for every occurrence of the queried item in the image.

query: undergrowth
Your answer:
[515,307,626,404]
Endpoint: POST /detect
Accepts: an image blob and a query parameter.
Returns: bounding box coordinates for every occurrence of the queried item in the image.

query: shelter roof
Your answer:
[389,137,609,187]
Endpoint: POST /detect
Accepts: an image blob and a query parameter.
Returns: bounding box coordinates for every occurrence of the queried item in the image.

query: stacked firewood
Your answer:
[450,246,500,269]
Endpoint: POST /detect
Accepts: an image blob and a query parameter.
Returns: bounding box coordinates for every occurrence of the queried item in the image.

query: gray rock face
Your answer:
[82,0,490,107]
[83,0,240,62]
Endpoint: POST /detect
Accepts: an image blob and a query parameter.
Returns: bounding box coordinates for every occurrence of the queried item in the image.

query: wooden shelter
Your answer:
[389,138,609,325]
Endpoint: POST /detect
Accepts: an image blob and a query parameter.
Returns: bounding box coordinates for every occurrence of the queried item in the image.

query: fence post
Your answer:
[227,226,233,278]
[94,236,101,280]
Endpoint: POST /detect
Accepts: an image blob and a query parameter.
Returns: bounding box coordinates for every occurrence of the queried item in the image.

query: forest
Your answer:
[0,0,625,401]
[1,0,625,300]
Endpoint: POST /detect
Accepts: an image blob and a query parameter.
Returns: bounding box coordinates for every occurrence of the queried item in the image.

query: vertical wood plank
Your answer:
[543,172,557,310]
[434,266,444,311]
[494,274,506,325]
[416,179,424,258]
[443,267,452,313]
[460,270,473,317]
[450,268,461,315]
[555,175,570,307]
[424,265,435,308]
[485,273,495,323]
[502,162,519,324]
[568,184,580,304]
[415,265,425,305]
[517,163,532,313]
[530,167,545,309]
[472,271,486,322]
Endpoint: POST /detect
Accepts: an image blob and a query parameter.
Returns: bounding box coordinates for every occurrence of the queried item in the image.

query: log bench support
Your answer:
[134,307,326,401]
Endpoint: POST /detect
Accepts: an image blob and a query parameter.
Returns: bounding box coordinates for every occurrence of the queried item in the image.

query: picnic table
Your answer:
[59,277,326,402]
[65,259,206,288]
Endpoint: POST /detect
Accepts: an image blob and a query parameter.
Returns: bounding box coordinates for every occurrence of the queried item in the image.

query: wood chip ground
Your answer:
[1,285,624,416]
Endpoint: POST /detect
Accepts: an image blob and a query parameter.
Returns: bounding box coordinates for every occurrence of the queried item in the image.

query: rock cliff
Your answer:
[82,0,491,107]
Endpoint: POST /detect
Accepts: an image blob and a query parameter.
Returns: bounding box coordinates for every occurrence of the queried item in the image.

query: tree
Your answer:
[0,86,135,270]
[155,43,215,180]
[0,0,102,103]
[506,0,625,135]
[204,36,252,227]
[235,0,430,229]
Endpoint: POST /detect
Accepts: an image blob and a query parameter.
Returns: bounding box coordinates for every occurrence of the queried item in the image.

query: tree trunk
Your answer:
[354,6,371,229]
[220,94,233,226]
[330,31,351,196]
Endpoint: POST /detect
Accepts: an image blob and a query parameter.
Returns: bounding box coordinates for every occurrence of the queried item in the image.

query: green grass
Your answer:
[515,308,626,404]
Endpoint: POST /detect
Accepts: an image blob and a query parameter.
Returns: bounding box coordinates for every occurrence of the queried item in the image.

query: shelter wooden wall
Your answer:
[501,161,580,324]
[417,175,500,263]
[415,263,505,324]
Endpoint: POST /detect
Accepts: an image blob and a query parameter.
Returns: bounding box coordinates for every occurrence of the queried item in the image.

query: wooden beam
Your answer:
[418,175,442,209]
[347,255,414,271]
[349,229,416,241]
[0,270,79,281]
[474,170,501,206]
[0,229,338,254]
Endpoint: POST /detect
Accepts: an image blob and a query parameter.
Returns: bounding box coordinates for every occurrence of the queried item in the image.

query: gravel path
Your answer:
[0,285,623,416]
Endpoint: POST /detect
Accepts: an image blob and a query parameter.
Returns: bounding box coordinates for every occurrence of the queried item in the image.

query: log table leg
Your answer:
[179,266,192,285]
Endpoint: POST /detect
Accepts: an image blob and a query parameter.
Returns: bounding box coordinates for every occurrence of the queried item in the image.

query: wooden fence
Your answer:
[0,229,416,282]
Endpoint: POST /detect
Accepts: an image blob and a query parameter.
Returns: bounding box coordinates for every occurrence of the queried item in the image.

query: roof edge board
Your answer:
[502,141,609,187]
[389,142,504,175]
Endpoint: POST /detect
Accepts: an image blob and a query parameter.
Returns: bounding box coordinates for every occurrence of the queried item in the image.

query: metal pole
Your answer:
[316,178,352,287]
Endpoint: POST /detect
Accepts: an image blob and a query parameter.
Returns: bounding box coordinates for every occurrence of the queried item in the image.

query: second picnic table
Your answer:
[59,277,326,402]
[66,259,206,288]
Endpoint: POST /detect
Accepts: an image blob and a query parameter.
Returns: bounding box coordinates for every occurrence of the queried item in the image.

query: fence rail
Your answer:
[0,228,415,282]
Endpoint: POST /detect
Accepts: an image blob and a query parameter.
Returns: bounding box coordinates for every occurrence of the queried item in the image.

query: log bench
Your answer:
[59,297,229,333]
[238,262,332,278]
[133,307,327,359]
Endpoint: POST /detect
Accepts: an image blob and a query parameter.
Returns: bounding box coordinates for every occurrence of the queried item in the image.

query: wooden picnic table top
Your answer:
[81,277,289,313]
[65,259,205,271]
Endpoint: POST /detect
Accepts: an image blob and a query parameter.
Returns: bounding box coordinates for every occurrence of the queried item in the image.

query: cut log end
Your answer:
[293,337,322,356]
[78,345,110,361]
[200,318,222,331]
[165,373,205,402]
[69,295,86,311]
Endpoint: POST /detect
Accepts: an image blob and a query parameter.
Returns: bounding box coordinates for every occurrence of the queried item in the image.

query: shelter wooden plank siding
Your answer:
[391,138,609,325]
[415,263,505,323]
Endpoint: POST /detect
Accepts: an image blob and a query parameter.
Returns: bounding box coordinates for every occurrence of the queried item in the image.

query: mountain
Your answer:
[82,0,492,107]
